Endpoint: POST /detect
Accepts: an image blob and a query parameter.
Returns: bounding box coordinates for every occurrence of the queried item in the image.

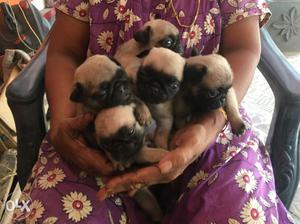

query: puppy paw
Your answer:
[112,161,126,171]
[135,104,152,126]
[137,111,152,126]
[231,120,246,136]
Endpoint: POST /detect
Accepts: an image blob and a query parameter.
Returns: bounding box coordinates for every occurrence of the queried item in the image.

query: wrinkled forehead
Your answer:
[95,105,136,138]
[186,54,233,88]
[143,48,185,79]
[145,19,179,40]
[74,55,120,85]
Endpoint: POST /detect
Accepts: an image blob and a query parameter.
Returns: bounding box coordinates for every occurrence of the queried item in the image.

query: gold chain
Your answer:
[169,0,201,28]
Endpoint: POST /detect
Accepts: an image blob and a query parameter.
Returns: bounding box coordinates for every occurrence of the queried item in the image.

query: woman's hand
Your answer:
[97,110,226,200]
[49,113,114,176]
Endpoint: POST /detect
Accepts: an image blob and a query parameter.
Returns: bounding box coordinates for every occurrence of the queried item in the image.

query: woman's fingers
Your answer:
[97,165,163,201]
[97,148,195,200]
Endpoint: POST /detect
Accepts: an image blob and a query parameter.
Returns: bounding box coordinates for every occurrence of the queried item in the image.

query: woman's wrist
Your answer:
[193,109,227,144]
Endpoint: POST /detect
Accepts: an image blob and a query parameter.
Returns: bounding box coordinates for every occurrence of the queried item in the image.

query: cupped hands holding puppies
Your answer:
[97,109,226,200]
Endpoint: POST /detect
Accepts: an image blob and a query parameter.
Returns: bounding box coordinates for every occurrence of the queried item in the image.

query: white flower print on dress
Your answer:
[97,31,114,53]
[227,218,240,224]
[42,216,58,224]
[259,196,271,208]
[222,146,240,162]
[114,0,128,20]
[123,9,141,32]
[89,0,101,6]
[38,168,66,190]
[228,9,249,25]
[62,191,93,223]
[73,2,89,21]
[57,4,69,14]
[204,14,215,34]
[182,24,202,49]
[247,139,258,152]
[26,200,45,224]
[268,190,278,204]
[259,169,272,183]
[187,170,209,189]
[216,128,233,145]
[271,214,279,224]
[53,156,60,164]
[235,169,257,193]
[240,198,266,224]
[257,0,269,14]
[119,212,128,224]
[95,176,105,188]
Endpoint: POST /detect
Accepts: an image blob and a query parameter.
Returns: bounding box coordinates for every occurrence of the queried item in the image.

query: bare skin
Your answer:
[97,15,261,199]
[46,11,114,176]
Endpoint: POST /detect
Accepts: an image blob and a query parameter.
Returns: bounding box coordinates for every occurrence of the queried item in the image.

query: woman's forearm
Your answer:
[45,52,80,133]
[193,17,261,142]
[45,11,90,136]
[222,48,260,103]
[220,16,261,103]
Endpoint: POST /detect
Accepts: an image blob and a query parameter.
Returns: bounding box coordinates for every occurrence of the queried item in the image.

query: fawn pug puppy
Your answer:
[94,104,168,222]
[69,54,151,125]
[174,54,246,134]
[136,47,186,149]
[114,19,182,82]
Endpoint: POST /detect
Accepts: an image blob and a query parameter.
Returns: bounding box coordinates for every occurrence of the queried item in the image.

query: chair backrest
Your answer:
[6,43,48,188]
[258,27,300,208]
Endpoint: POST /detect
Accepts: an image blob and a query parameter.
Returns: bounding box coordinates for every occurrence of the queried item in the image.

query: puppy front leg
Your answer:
[135,146,168,164]
[225,88,246,135]
[133,97,152,126]
[154,116,173,149]
[133,188,163,222]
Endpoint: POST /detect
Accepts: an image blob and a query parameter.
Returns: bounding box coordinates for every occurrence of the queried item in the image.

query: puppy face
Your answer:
[95,105,146,163]
[183,54,233,111]
[134,19,183,54]
[70,55,133,112]
[136,48,186,104]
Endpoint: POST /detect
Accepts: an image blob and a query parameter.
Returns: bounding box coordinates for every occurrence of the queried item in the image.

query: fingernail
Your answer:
[159,161,172,174]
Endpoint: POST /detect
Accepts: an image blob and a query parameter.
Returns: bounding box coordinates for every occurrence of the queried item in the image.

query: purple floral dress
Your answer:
[13,0,295,224]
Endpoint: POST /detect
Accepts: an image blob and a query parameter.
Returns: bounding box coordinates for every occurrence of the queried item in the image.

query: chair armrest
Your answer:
[6,44,48,189]
[258,27,300,208]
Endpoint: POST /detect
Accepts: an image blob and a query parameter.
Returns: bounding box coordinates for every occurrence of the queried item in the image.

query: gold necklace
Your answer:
[169,0,201,28]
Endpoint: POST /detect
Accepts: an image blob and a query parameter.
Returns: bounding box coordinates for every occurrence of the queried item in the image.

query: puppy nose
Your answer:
[119,85,125,93]
[153,87,159,95]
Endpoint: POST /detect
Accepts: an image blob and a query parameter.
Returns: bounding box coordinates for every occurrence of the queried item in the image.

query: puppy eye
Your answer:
[93,90,107,99]
[207,90,219,98]
[128,128,135,135]
[170,83,179,90]
[161,38,173,48]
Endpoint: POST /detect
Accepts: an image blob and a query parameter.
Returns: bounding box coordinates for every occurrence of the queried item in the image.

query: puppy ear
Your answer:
[133,26,153,45]
[184,63,208,77]
[70,82,84,102]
